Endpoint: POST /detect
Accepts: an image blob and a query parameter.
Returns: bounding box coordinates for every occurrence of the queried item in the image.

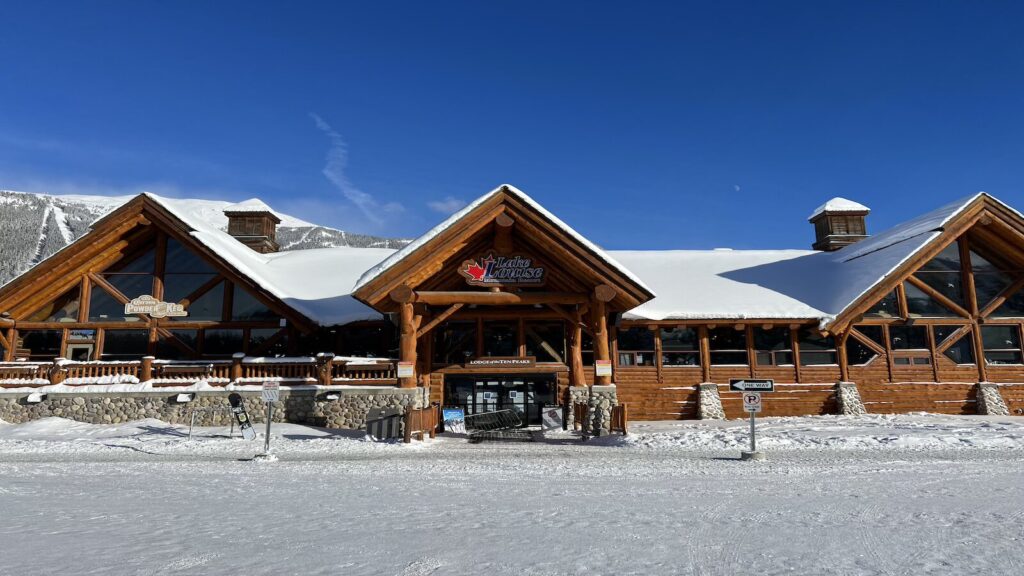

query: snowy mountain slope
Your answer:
[0,189,408,285]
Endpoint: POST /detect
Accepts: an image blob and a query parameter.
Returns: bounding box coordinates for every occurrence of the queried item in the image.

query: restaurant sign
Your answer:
[124,295,187,318]
[465,357,537,369]
[459,253,546,287]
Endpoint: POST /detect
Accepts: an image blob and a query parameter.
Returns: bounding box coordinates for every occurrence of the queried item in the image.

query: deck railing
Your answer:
[0,353,399,388]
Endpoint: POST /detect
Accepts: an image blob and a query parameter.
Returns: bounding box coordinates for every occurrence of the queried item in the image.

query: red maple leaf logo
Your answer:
[464,260,486,281]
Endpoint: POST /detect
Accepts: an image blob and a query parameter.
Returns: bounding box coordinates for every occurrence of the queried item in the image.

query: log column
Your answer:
[399,301,417,388]
[569,308,586,387]
[593,285,616,386]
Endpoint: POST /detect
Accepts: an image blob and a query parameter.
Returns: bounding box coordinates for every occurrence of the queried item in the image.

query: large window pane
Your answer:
[981,325,1023,365]
[934,326,975,365]
[708,327,748,365]
[661,327,699,367]
[107,248,155,274]
[864,290,900,318]
[617,327,655,366]
[991,291,1024,317]
[846,335,878,365]
[171,282,224,322]
[971,250,1015,310]
[28,285,80,322]
[753,327,792,366]
[888,325,928,350]
[433,322,476,365]
[798,328,837,365]
[101,330,149,360]
[232,287,280,321]
[203,329,244,356]
[165,238,216,274]
[250,328,287,357]
[913,244,964,306]
[164,273,219,304]
[104,273,154,299]
[524,322,565,363]
[904,282,957,317]
[20,330,62,361]
[482,322,518,357]
[89,287,142,323]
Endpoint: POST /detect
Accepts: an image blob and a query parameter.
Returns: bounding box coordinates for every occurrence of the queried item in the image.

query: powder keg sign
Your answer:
[459,252,545,286]
[124,295,187,318]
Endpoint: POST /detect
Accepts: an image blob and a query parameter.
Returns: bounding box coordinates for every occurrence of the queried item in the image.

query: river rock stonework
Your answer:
[698,383,725,420]
[0,387,423,430]
[975,382,1010,416]
[567,386,590,429]
[835,381,867,416]
[587,385,617,436]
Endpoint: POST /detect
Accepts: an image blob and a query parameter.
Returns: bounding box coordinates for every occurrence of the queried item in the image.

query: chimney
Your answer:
[224,199,281,253]
[808,197,870,251]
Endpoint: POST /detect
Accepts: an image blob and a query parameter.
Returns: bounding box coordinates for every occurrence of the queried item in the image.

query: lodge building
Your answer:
[0,184,1022,430]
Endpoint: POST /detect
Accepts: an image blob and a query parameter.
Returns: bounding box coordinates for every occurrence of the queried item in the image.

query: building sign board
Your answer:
[261,381,280,403]
[730,378,775,392]
[442,408,466,434]
[743,392,762,413]
[124,295,187,318]
[459,252,546,287]
[465,357,536,369]
[396,361,415,378]
[595,360,612,377]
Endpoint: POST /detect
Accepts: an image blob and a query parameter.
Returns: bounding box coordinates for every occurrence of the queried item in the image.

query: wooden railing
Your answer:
[404,405,439,442]
[610,403,629,435]
[331,357,397,383]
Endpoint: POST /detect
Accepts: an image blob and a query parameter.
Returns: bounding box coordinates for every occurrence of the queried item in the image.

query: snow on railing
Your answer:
[0,354,400,389]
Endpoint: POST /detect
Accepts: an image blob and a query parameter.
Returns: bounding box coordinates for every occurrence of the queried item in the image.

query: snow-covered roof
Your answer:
[352,184,654,295]
[808,197,871,220]
[146,193,394,325]
[119,191,1002,329]
[224,198,278,215]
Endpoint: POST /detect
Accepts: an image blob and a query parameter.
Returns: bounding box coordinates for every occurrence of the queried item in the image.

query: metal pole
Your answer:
[264,402,273,453]
[749,411,756,453]
[189,410,197,441]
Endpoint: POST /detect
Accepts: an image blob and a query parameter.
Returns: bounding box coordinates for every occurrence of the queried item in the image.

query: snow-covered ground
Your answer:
[1,414,1022,575]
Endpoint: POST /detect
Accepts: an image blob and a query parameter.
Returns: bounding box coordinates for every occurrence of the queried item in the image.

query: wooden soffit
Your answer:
[352,185,655,313]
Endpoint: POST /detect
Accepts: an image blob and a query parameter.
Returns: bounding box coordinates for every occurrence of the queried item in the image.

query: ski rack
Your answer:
[464,409,534,443]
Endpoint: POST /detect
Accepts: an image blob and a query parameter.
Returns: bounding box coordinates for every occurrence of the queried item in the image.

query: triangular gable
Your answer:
[352,184,654,312]
[0,194,317,331]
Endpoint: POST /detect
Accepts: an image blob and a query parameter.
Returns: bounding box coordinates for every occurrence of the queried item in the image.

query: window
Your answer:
[163,238,218,304]
[934,325,975,365]
[524,322,565,363]
[981,325,1023,365]
[19,330,62,361]
[155,330,196,360]
[992,291,1024,317]
[172,281,224,322]
[661,327,700,367]
[971,249,1016,310]
[617,327,655,366]
[250,328,287,356]
[798,328,837,365]
[864,290,900,318]
[433,322,476,365]
[482,322,518,357]
[231,286,280,321]
[913,244,964,306]
[846,332,879,365]
[103,248,155,300]
[708,327,748,365]
[203,329,244,356]
[753,327,792,366]
[888,324,931,366]
[89,286,139,323]
[101,330,149,360]
[27,285,80,322]
[581,331,594,366]
[903,281,958,317]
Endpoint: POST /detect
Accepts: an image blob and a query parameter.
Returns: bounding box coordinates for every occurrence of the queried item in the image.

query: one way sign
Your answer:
[730,378,775,392]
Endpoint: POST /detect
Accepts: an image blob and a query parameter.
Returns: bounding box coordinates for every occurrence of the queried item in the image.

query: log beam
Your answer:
[410,291,588,306]
[494,212,514,254]
[416,303,464,339]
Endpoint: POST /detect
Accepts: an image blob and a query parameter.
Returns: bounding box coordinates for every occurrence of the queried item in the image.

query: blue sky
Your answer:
[1,1,1023,249]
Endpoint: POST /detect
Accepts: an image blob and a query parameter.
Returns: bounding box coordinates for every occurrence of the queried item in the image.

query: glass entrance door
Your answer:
[444,374,557,426]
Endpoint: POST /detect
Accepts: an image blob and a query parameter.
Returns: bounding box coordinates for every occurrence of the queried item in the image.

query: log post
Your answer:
[140,356,154,383]
[231,352,244,383]
[593,298,611,385]
[49,358,66,385]
[495,212,514,253]
[569,310,586,387]
[399,301,417,388]
[317,353,335,386]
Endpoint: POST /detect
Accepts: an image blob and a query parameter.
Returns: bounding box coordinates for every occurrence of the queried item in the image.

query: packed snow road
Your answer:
[1,415,1022,576]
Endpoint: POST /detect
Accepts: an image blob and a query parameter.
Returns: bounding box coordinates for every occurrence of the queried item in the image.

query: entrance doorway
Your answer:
[444,374,557,426]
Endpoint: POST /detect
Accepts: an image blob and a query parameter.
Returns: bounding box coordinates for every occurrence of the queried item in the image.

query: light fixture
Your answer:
[175,393,196,403]
[323,393,340,401]
[26,392,46,403]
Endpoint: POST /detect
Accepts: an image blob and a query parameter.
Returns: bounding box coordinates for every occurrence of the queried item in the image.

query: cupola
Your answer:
[808,197,870,251]
[224,198,281,253]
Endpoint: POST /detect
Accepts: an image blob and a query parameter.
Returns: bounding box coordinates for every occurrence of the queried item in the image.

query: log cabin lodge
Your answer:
[0,184,1022,431]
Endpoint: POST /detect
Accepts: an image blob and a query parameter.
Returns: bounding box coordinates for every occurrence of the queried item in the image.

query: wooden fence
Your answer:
[404,405,439,442]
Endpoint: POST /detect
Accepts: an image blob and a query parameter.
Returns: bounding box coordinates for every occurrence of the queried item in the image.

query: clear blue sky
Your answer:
[2,1,1023,249]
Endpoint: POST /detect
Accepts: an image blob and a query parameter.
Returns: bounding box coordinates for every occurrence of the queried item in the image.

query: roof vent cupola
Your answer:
[224,198,281,254]
[808,197,870,251]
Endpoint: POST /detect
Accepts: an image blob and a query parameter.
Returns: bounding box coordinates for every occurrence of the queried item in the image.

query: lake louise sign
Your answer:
[459,253,546,286]
[124,295,187,318]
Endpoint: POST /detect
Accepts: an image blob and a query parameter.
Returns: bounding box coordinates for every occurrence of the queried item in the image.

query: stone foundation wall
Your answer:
[835,381,867,416]
[697,383,725,420]
[976,382,1010,416]
[587,385,617,436]
[0,387,424,430]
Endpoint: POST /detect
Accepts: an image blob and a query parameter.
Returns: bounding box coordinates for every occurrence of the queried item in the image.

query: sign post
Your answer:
[731,379,771,461]
[256,381,279,459]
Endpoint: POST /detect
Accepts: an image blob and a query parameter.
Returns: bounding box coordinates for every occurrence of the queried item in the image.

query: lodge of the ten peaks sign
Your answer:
[458,252,546,287]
